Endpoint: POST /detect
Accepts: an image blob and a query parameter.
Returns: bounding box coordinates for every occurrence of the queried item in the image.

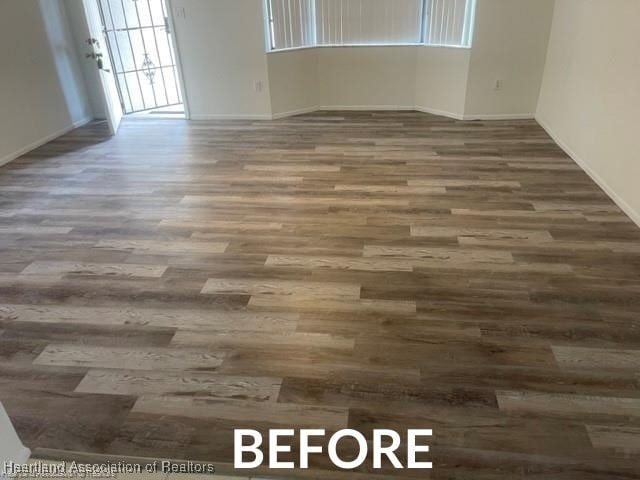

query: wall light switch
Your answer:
[254,80,264,93]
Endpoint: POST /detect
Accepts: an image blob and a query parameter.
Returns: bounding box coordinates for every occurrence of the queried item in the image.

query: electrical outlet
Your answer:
[494,79,503,91]
[173,6,186,18]
[254,80,264,93]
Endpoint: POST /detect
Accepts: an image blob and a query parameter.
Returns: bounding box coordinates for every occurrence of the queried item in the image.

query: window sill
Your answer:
[266,43,472,54]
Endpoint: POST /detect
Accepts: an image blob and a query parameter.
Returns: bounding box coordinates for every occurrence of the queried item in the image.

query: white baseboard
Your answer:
[463,113,535,120]
[189,113,272,121]
[536,116,640,228]
[189,107,534,122]
[414,106,465,120]
[271,106,319,119]
[319,105,416,112]
[0,116,93,168]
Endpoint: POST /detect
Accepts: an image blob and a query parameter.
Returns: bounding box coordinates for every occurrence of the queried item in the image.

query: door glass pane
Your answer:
[116,73,133,112]
[135,0,153,27]
[125,72,145,111]
[148,0,165,25]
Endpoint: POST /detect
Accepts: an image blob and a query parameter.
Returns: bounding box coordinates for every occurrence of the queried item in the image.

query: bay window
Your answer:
[266,0,477,51]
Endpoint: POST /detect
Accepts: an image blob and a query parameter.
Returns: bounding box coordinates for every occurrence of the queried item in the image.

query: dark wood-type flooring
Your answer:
[1,111,640,479]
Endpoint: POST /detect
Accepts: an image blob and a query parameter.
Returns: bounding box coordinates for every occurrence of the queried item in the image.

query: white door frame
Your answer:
[165,0,191,119]
[81,0,123,134]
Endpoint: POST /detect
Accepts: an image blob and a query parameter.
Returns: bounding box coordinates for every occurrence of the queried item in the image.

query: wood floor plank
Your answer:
[586,425,640,453]
[75,369,282,402]
[171,330,355,351]
[20,261,167,278]
[34,344,225,371]
[0,304,299,332]
[132,396,349,430]
[244,164,340,173]
[160,219,284,232]
[363,245,513,263]
[410,226,553,242]
[334,184,446,194]
[201,277,360,299]
[265,255,413,272]
[96,238,229,254]
[248,296,417,315]
[552,346,640,371]
[0,225,73,234]
[451,208,585,220]
[496,390,640,419]
[408,179,522,188]
[181,195,410,208]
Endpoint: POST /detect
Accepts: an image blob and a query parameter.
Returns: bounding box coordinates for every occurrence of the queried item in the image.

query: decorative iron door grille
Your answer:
[97,0,183,113]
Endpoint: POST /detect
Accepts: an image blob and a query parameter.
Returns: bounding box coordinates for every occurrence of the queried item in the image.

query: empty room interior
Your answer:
[1,0,639,479]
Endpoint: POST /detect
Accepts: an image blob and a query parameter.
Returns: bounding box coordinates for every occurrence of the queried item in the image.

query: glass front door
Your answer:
[97,0,183,114]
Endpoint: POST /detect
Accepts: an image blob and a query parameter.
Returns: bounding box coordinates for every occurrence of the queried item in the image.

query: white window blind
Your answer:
[315,0,424,46]
[268,0,315,50]
[424,0,475,47]
[265,0,477,51]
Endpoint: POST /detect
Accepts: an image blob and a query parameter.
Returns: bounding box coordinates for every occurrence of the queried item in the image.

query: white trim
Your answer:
[262,0,275,54]
[187,107,533,122]
[267,45,317,54]
[415,106,465,120]
[319,105,417,111]
[266,43,471,53]
[165,0,191,120]
[189,113,273,121]
[271,106,319,119]
[463,113,535,120]
[0,116,93,168]
[536,116,640,228]
[315,43,424,48]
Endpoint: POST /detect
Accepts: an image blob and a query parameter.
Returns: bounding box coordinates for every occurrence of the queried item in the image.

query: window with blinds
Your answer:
[266,0,476,51]
[315,0,424,46]
[424,0,476,47]
[267,0,315,50]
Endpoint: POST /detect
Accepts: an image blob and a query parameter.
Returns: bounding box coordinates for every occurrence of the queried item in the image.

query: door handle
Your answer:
[85,52,110,72]
[85,38,110,72]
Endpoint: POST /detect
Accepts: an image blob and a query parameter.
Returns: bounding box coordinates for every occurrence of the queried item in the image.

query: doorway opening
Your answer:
[96,0,185,117]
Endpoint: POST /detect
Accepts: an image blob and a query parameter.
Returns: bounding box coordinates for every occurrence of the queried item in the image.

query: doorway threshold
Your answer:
[128,104,185,119]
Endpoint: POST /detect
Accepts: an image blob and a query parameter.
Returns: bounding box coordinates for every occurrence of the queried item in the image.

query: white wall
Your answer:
[464,0,555,118]
[181,0,554,119]
[316,46,417,110]
[0,0,92,166]
[267,46,419,115]
[170,0,272,119]
[536,0,640,225]
[267,49,318,117]
[415,46,471,118]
